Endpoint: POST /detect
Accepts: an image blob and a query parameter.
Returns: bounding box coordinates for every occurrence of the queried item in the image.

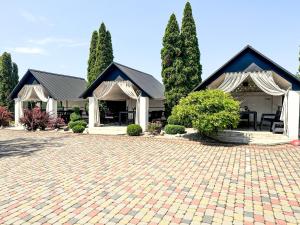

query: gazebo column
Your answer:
[88,97,99,128]
[287,91,299,139]
[47,98,57,118]
[139,96,149,131]
[14,98,23,126]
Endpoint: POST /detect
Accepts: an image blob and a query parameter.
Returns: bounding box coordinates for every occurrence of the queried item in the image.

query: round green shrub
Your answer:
[164,124,185,135]
[70,112,81,122]
[127,124,142,136]
[68,120,87,129]
[72,124,85,133]
[169,90,240,135]
[167,114,191,127]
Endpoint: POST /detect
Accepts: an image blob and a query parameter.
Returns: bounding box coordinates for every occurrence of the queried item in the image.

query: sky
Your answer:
[0,0,299,82]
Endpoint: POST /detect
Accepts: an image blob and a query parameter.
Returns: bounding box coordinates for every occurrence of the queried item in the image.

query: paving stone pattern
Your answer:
[0,130,300,224]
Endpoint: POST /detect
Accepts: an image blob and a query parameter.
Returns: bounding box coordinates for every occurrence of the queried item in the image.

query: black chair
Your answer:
[239,106,250,128]
[260,107,282,131]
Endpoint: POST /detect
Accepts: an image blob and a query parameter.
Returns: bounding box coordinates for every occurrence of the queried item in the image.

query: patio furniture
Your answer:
[118,111,135,125]
[104,111,115,124]
[240,111,257,130]
[272,121,284,133]
[260,107,282,131]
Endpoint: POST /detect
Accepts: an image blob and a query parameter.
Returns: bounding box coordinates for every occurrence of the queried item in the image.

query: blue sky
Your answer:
[1,0,299,82]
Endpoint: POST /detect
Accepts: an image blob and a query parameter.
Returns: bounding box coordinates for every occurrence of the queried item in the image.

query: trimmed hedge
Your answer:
[127,124,142,136]
[68,120,87,129]
[72,124,86,133]
[70,112,81,122]
[164,124,185,135]
[169,90,240,135]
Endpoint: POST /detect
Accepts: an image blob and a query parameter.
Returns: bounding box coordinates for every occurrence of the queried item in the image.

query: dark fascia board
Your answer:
[80,62,152,98]
[8,69,54,100]
[194,45,300,91]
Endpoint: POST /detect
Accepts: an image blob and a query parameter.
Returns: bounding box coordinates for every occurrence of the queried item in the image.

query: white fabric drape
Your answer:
[117,81,140,123]
[218,72,249,93]
[93,81,115,99]
[93,80,141,124]
[217,71,289,134]
[250,71,286,96]
[18,85,48,102]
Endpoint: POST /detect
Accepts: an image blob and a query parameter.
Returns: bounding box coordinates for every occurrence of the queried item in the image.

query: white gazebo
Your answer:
[194,45,300,140]
[9,69,87,126]
[81,62,165,131]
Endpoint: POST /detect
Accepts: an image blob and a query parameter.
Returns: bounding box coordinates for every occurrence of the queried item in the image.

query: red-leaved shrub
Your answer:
[0,106,12,127]
[48,117,65,129]
[20,107,50,131]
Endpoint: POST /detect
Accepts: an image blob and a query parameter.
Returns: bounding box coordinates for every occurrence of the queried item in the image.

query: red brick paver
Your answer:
[0,130,300,224]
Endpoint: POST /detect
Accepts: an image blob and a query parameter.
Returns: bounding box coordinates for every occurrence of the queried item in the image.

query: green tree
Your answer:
[0,52,12,107]
[105,31,114,67]
[93,23,114,81]
[161,14,187,117]
[87,31,98,84]
[11,62,19,91]
[181,2,202,90]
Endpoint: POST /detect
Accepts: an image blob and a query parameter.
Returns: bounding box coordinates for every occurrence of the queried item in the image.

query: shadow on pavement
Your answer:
[0,136,65,158]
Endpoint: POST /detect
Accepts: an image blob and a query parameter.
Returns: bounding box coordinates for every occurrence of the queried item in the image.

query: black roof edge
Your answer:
[193,45,300,91]
[29,69,85,80]
[80,62,115,98]
[80,62,154,99]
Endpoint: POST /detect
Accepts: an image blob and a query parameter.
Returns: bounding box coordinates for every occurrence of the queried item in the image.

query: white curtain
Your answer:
[93,80,141,124]
[217,71,289,134]
[18,85,48,102]
[218,72,249,93]
[93,81,115,99]
[117,81,140,124]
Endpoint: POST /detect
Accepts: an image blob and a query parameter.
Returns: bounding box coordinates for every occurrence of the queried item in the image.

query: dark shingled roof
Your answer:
[81,62,165,99]
[9,69,87,101]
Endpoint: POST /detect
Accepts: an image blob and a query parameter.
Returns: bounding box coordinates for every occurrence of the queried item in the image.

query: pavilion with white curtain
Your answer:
[9,69,87,126]
[194,45,300,140]
[80,62,165,131]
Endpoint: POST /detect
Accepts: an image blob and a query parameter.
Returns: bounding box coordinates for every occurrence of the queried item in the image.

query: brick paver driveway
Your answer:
[0,130,300,225]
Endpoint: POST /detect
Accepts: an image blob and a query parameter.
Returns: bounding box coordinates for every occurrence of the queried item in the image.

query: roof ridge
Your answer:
[29,69,86,81]
[113,62,156,79]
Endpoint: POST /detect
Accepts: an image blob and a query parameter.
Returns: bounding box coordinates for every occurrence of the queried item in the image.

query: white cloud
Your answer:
[20,9,54,26]
[11,47,46,55]
[28,37,88,48]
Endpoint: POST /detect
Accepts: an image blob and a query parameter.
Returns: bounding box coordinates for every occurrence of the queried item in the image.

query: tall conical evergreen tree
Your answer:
[161,14,186,117]
[0,52,12,107]
[11,62,19,90]
[181,1,202,90]
[93,23,114,80]
[105,31,114,66]
[87,31,98,84]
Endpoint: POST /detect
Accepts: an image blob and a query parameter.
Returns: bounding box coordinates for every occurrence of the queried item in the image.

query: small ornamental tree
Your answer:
[20,107,50,131]
[169,90,240,135]
[0,106,12,127]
